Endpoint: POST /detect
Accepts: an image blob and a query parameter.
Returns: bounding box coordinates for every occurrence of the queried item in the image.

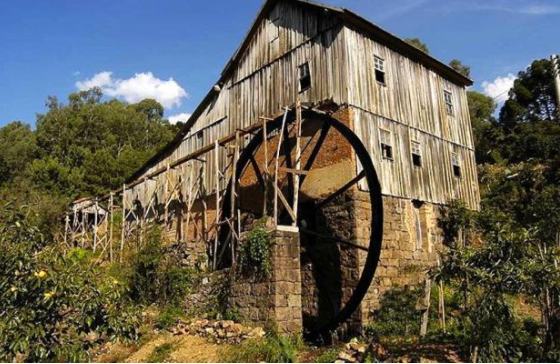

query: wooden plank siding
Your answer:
[128,0,479,209]
[353,109,480,208]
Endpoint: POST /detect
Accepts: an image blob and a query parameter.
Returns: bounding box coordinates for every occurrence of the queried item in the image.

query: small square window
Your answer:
[411,140,422,167]
[298,62,311,92]
[380,129,393,160]
[444,90,454,116]
[374,56,386,84]
[196,131,204,142]
[452,152,462,178]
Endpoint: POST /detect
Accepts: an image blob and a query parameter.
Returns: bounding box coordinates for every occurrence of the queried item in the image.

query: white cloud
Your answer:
[76,72,188,109]
[76,71,113,90]
[168,112,192,125]
[482,74,517,103]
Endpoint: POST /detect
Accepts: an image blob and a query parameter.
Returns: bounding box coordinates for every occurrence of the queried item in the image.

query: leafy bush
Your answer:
[0,204,140,362]
[433,200,560,362]
[128,226,192,305]
[238,225,272,277]
[155,306,184,331]
[147,342,176,363]
[364,287,423,339]
[313,348,339,363]
[224,332,303,363]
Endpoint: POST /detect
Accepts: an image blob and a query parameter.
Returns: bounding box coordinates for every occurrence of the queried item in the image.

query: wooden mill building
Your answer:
[67,0,479,337]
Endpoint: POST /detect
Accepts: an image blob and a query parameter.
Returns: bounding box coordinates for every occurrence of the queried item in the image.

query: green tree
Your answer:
[0,122,37,186]
[33,88,176,197]
[404,38,430,54]
[500,59,558,128]
[467,91,504,164]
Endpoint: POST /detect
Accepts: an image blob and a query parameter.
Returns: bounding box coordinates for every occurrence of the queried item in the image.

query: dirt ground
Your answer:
[96,334,228,363]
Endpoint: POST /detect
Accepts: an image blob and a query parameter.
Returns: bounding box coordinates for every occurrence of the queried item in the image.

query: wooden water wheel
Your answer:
[219,106,383,338]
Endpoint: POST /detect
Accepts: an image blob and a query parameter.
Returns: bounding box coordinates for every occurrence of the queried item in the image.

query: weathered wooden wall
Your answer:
[130,0,479,211]
[344,26,479,208]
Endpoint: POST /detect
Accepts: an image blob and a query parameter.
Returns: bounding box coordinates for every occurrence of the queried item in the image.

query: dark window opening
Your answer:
[375,69,385,84]
[382,143,393,160]
[299,63,311,92]
[380,129,393,160]
[453,165,462,178]
[444,90,454,116]
[452,153,462,178]
[411,140,422,168]
[374,56,386,84]
[412,153,422,167]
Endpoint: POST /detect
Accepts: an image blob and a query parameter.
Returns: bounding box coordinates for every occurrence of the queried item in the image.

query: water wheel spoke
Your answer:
[248,154,267,191]
[282,123,295,200]
[300,121,331,187]
[299,227,369,252]
[315,170,366,210]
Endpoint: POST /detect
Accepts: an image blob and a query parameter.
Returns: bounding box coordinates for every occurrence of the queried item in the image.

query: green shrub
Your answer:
[128,226,192,305]
[223,308,242,323]
[364,287,422,340]
[156,306,184,330]
[147,342,175,363]
[238,225,272,277]
[0,204,140,362]
[313,348,338,363]
[224,332,303,363]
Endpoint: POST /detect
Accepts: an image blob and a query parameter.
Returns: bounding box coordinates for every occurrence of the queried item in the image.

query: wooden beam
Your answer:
[281,167,308,175]
[274,184,297,222]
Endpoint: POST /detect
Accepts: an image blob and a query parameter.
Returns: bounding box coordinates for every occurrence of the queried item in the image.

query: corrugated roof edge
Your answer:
[127,0,473,183]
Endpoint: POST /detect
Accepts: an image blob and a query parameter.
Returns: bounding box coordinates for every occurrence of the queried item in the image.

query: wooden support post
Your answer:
[274,108,289,226]
[109,193,114,262]
[231,131,240,264]
[201,162,208,244]
[82,210,87,248]
[72,208,78,246]
[292,101,302,227]
[439,281,446,333]
[213,140,220,270]
[164,164,170,225]
[93,199,99,251]
[420,278,432,337]
[64,214,70,247]
[120,184,126,263]
[263,119,268,216]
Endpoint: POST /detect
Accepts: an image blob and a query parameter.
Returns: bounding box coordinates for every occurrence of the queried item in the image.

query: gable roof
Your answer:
[128,0,473,182]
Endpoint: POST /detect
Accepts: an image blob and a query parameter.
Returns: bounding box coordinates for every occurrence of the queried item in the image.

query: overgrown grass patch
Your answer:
[147,342,176,363]
[223,332,303,363]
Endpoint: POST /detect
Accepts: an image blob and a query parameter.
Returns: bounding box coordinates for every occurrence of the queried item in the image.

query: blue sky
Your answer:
[0,0,558,127]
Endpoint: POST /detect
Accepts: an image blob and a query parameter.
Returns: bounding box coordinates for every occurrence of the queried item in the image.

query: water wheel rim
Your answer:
[220,107,384,338]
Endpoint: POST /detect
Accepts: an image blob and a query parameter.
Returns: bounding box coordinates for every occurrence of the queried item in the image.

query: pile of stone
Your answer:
[334,339,367,363]
[169,319,266,344]
[335,339,387,363]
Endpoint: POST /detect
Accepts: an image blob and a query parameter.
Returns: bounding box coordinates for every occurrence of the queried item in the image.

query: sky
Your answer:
[0,0,558,127]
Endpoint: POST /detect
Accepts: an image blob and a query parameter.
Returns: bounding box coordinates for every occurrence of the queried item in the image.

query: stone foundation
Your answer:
[353,192,444,323]
[229,227,303,334]
[299,188,443,338]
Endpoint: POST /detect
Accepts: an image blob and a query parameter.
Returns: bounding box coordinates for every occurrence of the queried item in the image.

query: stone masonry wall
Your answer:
[229,227,303,334]
[353,192,444,322]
